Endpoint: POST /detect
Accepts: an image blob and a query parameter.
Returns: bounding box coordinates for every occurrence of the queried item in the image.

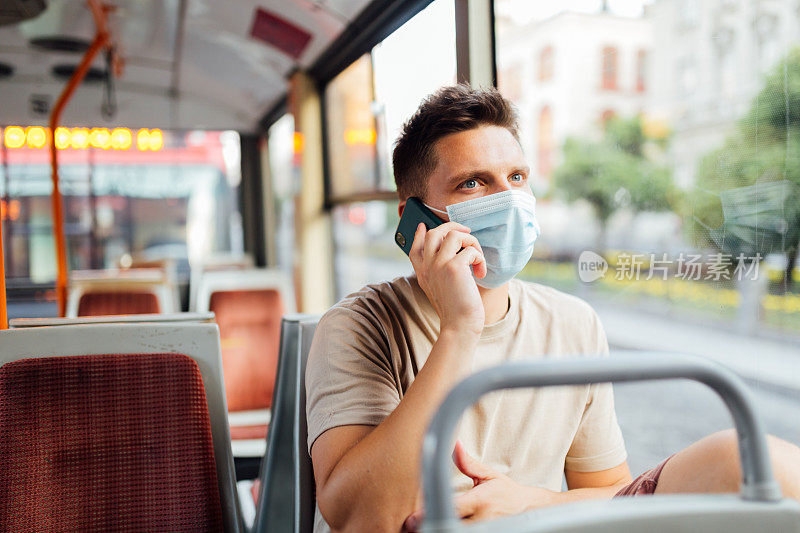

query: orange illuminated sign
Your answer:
[1,199,21,222]
[293,131,304,154]
[25,127,47,149]
[344,128,377,146]
[2,126,160,151]
[136,128,164,151]
[4,127,25,149]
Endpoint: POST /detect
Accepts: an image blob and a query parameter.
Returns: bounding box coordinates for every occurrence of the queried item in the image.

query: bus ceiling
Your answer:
[0,0,439,134]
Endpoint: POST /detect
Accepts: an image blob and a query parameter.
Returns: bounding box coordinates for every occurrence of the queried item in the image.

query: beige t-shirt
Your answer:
[306,276,627,532]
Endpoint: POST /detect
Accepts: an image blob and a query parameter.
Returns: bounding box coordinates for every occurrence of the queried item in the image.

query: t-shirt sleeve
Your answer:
[305,305,401,453]
[564,310,628,472]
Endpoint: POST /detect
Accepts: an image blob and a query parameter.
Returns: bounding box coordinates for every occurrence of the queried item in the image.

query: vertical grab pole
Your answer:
[0,194,7,330]
[0,127,7,329]
[48,0,110,316]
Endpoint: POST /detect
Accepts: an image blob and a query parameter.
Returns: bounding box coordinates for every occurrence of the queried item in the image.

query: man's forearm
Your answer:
[317,329,479,531]
[523,481,630,512]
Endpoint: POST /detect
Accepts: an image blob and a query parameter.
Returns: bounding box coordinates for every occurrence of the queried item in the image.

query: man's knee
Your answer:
[655,429,740,495]
[765,434,800,501]
[656,429,800,500]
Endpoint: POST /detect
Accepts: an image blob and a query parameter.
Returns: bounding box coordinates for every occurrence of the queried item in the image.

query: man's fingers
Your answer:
[453,247,487,279]
[403,510,423,533]
[454,490,480,519]
[453,440,493,483]
[438,230,482,262]
[423,222,471,264]
[409,223,426,266]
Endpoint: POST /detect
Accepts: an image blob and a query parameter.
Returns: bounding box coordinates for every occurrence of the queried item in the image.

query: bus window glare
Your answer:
[4,126,25,149]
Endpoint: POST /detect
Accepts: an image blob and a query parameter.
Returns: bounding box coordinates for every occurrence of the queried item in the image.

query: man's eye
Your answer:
[510,173,524,182]
[460,179,479,189]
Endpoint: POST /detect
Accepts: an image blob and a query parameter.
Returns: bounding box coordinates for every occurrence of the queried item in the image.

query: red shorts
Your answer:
[614,455,674,497]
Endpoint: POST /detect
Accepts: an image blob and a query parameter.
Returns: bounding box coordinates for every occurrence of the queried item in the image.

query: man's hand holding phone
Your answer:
[409,221,487,336]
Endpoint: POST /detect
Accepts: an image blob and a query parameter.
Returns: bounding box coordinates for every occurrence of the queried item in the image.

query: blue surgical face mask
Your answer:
[426,189,541,289]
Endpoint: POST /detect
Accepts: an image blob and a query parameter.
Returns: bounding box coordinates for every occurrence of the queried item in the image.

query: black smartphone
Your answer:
[394,197,443,256]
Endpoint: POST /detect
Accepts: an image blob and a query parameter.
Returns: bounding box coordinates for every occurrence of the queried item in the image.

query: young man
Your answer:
[305,85,800,533]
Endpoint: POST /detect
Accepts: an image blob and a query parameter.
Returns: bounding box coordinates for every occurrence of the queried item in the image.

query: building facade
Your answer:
[496,10,653,193]
[648,0,800,188]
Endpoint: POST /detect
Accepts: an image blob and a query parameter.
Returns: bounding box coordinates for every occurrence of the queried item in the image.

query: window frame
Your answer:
[316,0,499,209]
[601,45,619,91]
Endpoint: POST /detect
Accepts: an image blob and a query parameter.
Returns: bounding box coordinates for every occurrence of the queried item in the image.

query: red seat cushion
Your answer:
[210,289,284,412]
[77,291,160,316]
[0,353,223,532]
[228,424,268,441]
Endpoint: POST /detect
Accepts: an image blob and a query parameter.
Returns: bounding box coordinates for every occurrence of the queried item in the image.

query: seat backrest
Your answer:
[9,312,215,328]
[67,270,176,317]
[253,314,320,533]
[188,254,254,312]
[0,323,241,532]
[195,269,296,413]
[77,290,160,316]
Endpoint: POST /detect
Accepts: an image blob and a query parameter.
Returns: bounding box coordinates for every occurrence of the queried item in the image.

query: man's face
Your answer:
[402,125,531,220]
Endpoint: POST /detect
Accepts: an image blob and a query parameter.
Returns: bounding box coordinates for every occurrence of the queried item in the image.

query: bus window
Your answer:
[268,114,298,281]
[1,128,244,312]
[324,0,457,297]
[494,0,800,474]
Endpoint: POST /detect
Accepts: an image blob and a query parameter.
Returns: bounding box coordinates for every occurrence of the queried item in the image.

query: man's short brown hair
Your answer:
[392,84,520,200]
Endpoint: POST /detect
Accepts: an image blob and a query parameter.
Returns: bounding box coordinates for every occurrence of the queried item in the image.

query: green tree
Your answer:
[691,48,800,290]
[553,116,675,248]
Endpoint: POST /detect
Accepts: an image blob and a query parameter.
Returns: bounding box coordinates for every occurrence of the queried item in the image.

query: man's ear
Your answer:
[398,200,406,218]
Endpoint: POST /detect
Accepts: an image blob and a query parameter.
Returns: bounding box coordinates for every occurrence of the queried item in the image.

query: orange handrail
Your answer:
[49,0,116,316]
[0,202,7,330]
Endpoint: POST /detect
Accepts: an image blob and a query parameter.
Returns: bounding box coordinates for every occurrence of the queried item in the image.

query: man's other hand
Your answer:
[409,222,487,335]
[403,441,557,531]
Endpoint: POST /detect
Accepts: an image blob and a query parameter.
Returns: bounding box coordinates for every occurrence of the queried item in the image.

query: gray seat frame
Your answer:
[0,322,242,532]
[421,351,800,533]
[252,314,319,533]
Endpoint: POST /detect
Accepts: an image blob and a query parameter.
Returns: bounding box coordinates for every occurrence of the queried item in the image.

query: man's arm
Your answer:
[311,221,487,532]
[561,462,633,500]
[403,446,632,531]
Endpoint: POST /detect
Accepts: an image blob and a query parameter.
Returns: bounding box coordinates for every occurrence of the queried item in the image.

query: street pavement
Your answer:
[598,303,800,476]
[613,377,800,476]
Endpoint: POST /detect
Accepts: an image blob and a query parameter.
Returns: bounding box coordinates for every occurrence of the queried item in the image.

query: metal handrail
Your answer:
[421,352,782,531]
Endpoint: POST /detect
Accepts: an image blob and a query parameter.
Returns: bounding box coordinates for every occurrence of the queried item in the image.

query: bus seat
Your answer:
[252,314,320,533]
[210,288,284,412]
[194,268,296,462]
[0,323,242,532]
[77,290,160,315]
[421,352,800,533]
[67,269,176,317]
[188,253,254,312]
[128,257,182,312]
[9,312,215,328]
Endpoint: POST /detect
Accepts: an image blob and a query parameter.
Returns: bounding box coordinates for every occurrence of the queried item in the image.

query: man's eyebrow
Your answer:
[447,166,531,185]
[447,169,492,185]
